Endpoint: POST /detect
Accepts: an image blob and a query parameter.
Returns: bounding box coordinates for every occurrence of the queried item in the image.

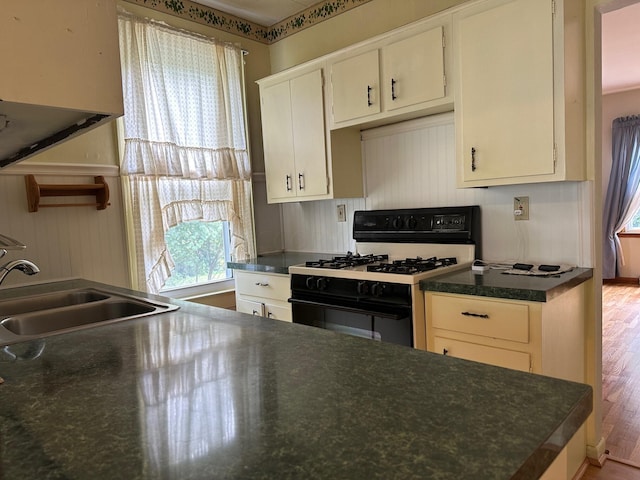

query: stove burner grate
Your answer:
[366,256,458,274]
[305,252,389,269]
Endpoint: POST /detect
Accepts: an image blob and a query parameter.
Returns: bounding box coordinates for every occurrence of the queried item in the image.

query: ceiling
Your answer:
[192,0,319,26]
[191,0,640,94]
[602,2,640,94]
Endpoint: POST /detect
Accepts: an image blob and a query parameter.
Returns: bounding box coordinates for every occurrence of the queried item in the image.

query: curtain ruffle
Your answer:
[123,139,251,180]
[146,247,176,295]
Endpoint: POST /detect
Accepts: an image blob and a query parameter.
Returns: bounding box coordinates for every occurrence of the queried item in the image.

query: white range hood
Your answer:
[0,0,123,167]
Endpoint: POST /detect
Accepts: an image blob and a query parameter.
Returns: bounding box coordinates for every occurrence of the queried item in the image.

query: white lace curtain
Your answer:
[118,13,255,293]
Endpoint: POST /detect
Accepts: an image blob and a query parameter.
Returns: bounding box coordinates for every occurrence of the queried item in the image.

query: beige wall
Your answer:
[268,0,468,72]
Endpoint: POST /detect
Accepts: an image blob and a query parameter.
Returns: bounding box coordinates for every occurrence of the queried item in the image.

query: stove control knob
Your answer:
[357,281,369,295]
[305,277,315,290]
[316,277,329,291]
[392,216,403,229]
[406,216,417,229]
[371,282,385,297]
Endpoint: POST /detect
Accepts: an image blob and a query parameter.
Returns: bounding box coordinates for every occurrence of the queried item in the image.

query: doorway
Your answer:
[600,0,640,465]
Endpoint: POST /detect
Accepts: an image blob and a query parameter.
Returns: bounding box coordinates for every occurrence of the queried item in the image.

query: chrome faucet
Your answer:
[0,259,40,285]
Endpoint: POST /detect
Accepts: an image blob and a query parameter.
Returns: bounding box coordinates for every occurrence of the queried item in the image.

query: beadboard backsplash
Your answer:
[0,164,129,289]
[282,113,593,267]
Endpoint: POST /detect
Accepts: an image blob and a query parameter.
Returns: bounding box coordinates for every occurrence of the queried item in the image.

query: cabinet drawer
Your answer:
[235,271,290,301]
[431,294,529,343]
[264,303,292,322]
[236,298,264,317]
[434,337,530,372]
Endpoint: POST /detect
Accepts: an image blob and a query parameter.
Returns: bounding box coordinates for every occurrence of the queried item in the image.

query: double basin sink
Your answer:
[0,288,179,346]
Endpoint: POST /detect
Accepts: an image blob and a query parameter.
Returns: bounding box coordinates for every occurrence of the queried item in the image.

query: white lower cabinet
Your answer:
[425,282,589,479]
[234,271,292,322]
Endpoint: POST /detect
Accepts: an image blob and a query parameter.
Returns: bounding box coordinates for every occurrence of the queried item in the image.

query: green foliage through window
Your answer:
[629,212,640,230]
[163,221,231,290]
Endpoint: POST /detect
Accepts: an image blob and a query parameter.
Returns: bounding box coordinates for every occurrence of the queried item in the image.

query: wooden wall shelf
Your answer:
[25,175,110,212]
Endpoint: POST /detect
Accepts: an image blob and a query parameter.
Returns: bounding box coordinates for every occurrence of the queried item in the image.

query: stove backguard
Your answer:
[352,206,481,258]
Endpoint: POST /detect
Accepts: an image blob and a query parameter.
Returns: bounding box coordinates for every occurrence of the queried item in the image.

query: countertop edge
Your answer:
[516,386,593,479]
[420,268,594,302]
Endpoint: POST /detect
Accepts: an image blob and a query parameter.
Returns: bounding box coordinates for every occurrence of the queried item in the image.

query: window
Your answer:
[162,221,232,291]
[626,212,640,232]
[117,12,255,294]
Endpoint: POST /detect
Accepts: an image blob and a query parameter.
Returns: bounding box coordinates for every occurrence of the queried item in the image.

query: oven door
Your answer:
[289,295,413,347]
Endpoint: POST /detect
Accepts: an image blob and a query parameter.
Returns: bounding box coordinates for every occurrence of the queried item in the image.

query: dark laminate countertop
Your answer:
[420,267,594,302]
[227,251,334,274]
[0,279,592,479]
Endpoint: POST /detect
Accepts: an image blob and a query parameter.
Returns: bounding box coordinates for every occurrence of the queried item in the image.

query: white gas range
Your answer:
[288,206,481,350]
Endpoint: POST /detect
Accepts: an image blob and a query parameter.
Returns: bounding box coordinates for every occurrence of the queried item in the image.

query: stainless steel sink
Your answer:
[0,289,109,317]
[0,288,179,346]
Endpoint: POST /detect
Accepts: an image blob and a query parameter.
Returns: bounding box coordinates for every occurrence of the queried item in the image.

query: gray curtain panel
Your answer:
[602,115,640,278]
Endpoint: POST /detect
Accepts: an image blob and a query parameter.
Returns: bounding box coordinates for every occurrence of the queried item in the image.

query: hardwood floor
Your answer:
[602,284,640,464]
[582,457,640,479]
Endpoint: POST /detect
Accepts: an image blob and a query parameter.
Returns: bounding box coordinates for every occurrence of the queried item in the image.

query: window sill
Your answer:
[161,278,235,300]
[618,232,640,238]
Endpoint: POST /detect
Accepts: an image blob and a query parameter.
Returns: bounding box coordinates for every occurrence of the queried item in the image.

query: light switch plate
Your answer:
[337,204,346,222]
[514,197,529,221]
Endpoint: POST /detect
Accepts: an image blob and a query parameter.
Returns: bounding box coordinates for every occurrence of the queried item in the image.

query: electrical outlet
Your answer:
[514,197,529,221]
[337,204,346,222]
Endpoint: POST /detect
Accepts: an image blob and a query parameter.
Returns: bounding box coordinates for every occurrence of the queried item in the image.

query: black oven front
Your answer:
[289,275,413,347]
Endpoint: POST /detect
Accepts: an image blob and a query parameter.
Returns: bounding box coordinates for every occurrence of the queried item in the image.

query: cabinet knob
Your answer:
[391,78,397,100]
[443,348,448,356]
[267,312,273,318]
[252,310,259,315]
[367,85,373,106]
[471,147,477,172]
[286,174,292,191]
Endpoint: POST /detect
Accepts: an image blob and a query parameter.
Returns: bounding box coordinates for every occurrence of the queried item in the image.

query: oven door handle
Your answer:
[288,298,410,320]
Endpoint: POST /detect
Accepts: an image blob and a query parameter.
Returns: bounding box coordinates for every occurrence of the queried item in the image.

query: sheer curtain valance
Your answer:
[118,12,255,293]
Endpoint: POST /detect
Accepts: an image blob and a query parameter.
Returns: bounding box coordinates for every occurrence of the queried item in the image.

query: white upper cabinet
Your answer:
[331,50,381,123]
[381,27,446,112]
[454,0,585,187]
[259,69,327,202]
[328,16,452,130]
[258,66,363,204]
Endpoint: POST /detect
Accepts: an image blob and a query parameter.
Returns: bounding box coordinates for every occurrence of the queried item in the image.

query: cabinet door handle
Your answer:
[391,78,397,100]
[443,348,448,356]
[252,310,260,315]
[286,174,292,191]
[471,147,477,172]
[461,311,489,319]
[298,173,305,190]
[254,282,269,287]
[267,312,274,318]
[367,85,373,106]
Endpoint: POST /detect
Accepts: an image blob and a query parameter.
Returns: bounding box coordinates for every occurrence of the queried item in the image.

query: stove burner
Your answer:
[305,252,389,269]
[366,256,458,274]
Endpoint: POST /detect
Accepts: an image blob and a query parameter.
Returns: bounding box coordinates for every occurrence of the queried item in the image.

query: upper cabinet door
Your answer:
[260,81,296,201]
[455,0,555,185]
[290,70,328,197]
[381,26,445,112]
[330,50,381,124]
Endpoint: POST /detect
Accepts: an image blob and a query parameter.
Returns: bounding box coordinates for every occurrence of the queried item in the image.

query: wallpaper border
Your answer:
[122,0,374,44]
